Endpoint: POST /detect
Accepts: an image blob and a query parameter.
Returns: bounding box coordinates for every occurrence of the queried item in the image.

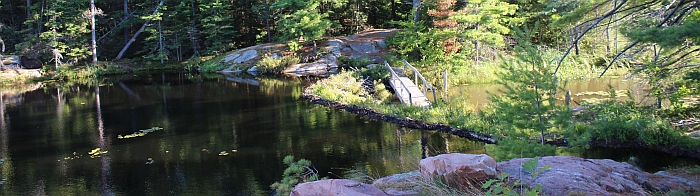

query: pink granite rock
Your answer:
[498,156,699,195]
[419,153,497,190]
[372,171,422,196]
[290,179,389,196]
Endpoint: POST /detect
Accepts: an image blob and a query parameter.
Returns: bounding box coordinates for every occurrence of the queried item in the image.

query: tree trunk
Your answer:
[391,0,397,21]
[26,0,32,35]
[90,0,98,64]
[412,0,421,24]
[574,25,579,56]
[115,0,165,60]
[38,0,44,35]
[189,0,200,57]
[124,0,129,44]
[265,0,271,43]
[158,20,163,64]
[474,40,479,66]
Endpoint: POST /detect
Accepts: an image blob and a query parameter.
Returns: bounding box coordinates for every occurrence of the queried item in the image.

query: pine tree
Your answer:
[272,0,331,54]
[38,0,91,64]
[451,0,518,65]
[484,26,571,160]
[198,0,238,55]
[137,0,168,62]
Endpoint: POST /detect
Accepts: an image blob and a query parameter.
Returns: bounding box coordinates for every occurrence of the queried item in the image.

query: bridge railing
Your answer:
[403,60,437,103]
[384,61,412,106]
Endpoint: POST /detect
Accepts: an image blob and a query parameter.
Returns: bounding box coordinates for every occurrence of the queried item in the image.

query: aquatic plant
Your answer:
[88,148,108,158]
[117,127,163,139]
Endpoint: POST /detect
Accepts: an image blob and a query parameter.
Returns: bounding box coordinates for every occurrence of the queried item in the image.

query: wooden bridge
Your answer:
[384,60,437,108]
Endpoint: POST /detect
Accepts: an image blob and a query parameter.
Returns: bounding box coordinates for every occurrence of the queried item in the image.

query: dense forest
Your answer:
[0,0,411,64]
[0,0,698,100]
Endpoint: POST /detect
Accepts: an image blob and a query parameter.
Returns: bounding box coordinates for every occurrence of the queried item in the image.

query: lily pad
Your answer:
[88,148,108,158]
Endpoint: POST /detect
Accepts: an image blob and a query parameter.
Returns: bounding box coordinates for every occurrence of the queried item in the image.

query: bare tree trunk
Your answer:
[391,0,397,21]
[613,0,619,54]
[474,40,479,66]
[26,0,32,35]
[158,20,164,64]
[412,0,421,24]
[91,0,98,64]
[115,0,164,60]
[189,0,200,57]
[38,0,44,35]
[574,25,580,56]
[265,0,271,43]
[124,0,129,44]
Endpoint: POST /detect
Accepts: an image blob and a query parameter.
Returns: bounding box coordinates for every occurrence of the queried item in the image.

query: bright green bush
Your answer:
[256,55,300,74]
[359,65,390,81]
[338,56,373,69]
[270,155,321,196]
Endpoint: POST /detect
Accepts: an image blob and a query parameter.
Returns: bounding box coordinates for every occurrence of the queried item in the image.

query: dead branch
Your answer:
[97,11,136,43]
[599,0,690,77]
[554,0,629,76]
[114,0,164,60]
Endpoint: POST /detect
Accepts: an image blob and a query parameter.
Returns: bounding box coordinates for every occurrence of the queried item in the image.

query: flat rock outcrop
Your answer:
[216,29,397,76]
[498,156,700,195]
[419,153,497,191]
[367,154,699,195]
[290,179,388,196]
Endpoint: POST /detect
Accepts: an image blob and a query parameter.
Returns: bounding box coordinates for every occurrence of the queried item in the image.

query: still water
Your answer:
[0,73,696,195]
[0,73,484,195]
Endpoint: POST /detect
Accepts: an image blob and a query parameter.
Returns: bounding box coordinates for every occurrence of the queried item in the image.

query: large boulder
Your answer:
[290,179,388,196]
[373,171,423,196]
[498,156,700,195]
[20,56,43,69]
[1,55,20,67]
[419,153,497,190]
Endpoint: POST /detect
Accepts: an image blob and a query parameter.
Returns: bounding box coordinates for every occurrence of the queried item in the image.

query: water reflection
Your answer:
[0,73,694,195]
[0,73,483,195]
[444,77,651,109]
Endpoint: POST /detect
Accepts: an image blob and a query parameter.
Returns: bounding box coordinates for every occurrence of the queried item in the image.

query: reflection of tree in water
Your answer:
[419,130,487,159]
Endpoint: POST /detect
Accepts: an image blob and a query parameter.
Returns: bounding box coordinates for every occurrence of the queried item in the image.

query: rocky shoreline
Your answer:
[290,153,700,195]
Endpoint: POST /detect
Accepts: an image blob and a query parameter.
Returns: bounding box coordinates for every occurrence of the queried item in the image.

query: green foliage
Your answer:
[33,0,91,64]
[481,169,549,196]
[581,98,694,148]
[185,56,203,71]
[199,0,238,55]
[359,64,390,82]
[256,55,300,74]
[270,155,321,196]
[287,41,303,53]
[485,139,557,162]
[522,157,550,178]
[273,0,331,51]
[309,71,376,103]
[338,56,373,69]
[483,26,572,160]
[482,158,547,196]
[451,0,519,48]
[622,17,700,48]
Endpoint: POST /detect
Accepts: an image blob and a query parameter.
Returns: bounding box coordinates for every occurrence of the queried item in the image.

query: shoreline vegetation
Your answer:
[301,58,700,161]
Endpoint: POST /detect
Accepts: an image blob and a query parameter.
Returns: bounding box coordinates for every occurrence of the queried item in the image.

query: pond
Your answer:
[0,73,696,195]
